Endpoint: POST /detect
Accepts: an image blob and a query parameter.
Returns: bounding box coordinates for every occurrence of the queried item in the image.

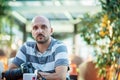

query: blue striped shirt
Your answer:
[12,38,69,73]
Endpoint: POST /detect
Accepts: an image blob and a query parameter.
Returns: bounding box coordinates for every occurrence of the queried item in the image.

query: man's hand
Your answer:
[37,66,68,80]
[37,72,49,80]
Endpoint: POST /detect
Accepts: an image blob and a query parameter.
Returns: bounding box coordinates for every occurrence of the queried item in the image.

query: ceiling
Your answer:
[8,0,102,23]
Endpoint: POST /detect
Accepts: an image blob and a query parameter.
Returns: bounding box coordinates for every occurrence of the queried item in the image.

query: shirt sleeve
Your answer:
[12,43,27,67]
[55,44,69,67]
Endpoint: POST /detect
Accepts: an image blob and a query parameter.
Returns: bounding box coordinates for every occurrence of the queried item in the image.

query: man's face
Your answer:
[31,16,53,44]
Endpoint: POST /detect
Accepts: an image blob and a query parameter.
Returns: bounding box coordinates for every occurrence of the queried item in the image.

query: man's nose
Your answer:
[36,29,43,33]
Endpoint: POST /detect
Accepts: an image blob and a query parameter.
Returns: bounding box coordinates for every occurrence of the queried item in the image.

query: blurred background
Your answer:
[1,0,120,80]
[0,0,101,58]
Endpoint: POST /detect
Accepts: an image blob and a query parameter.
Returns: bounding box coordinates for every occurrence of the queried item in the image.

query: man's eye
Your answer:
[33,26,38,30]
[41,25,47,29]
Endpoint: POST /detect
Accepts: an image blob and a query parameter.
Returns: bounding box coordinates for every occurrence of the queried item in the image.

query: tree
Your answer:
[76,0,120,79]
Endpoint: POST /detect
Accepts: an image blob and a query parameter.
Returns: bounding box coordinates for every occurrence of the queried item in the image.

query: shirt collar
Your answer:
[47,37,54,50]
[33,37,55,53]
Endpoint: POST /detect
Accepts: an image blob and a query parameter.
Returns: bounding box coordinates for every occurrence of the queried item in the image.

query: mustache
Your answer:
[37,34,44,37]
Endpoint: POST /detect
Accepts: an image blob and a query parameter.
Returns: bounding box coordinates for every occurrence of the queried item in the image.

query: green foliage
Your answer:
[99,0,120,21]
[0,0,11,16]
[77,13,103,45]
[0,1,12,48]
[76,0,120,78]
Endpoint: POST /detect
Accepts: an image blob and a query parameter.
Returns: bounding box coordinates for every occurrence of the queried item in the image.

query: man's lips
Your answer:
[36,34,44,38]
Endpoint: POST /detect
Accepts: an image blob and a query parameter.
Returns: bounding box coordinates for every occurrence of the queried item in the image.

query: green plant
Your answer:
[76,0,120,79]
[0,0,12,48]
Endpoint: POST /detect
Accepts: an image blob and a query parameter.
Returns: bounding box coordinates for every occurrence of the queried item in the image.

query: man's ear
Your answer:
[50,27,53,35]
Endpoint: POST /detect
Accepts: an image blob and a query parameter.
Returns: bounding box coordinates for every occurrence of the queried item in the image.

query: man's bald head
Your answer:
[32,15,51,28]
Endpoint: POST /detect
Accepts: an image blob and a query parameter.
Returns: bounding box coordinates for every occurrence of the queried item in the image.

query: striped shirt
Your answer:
[12,37,69,73]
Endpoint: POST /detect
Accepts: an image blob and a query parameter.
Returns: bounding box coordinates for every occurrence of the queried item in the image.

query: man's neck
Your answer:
[37,38,51,53]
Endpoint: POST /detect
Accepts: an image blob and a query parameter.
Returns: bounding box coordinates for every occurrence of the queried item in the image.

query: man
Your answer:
[9,16,70,80]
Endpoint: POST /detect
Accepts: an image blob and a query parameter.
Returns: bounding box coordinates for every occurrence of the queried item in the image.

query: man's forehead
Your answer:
[32,16,50,27]
[32,16,49,23]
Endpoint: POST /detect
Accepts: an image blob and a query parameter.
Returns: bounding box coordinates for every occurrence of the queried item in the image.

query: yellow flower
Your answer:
[101,14,108,22]
[105,31,109,35]
[109,40,115,47]
[117,48,120,53]
[100,22,107,27]
[99,31,105,37]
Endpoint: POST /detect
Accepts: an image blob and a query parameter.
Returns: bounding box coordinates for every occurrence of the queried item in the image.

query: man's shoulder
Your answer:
[52,38,67,49]
[52,38,64,44]
[24,41,36,47]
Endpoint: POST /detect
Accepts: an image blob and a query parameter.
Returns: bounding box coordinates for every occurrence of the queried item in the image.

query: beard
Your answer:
[36,34,49,44]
